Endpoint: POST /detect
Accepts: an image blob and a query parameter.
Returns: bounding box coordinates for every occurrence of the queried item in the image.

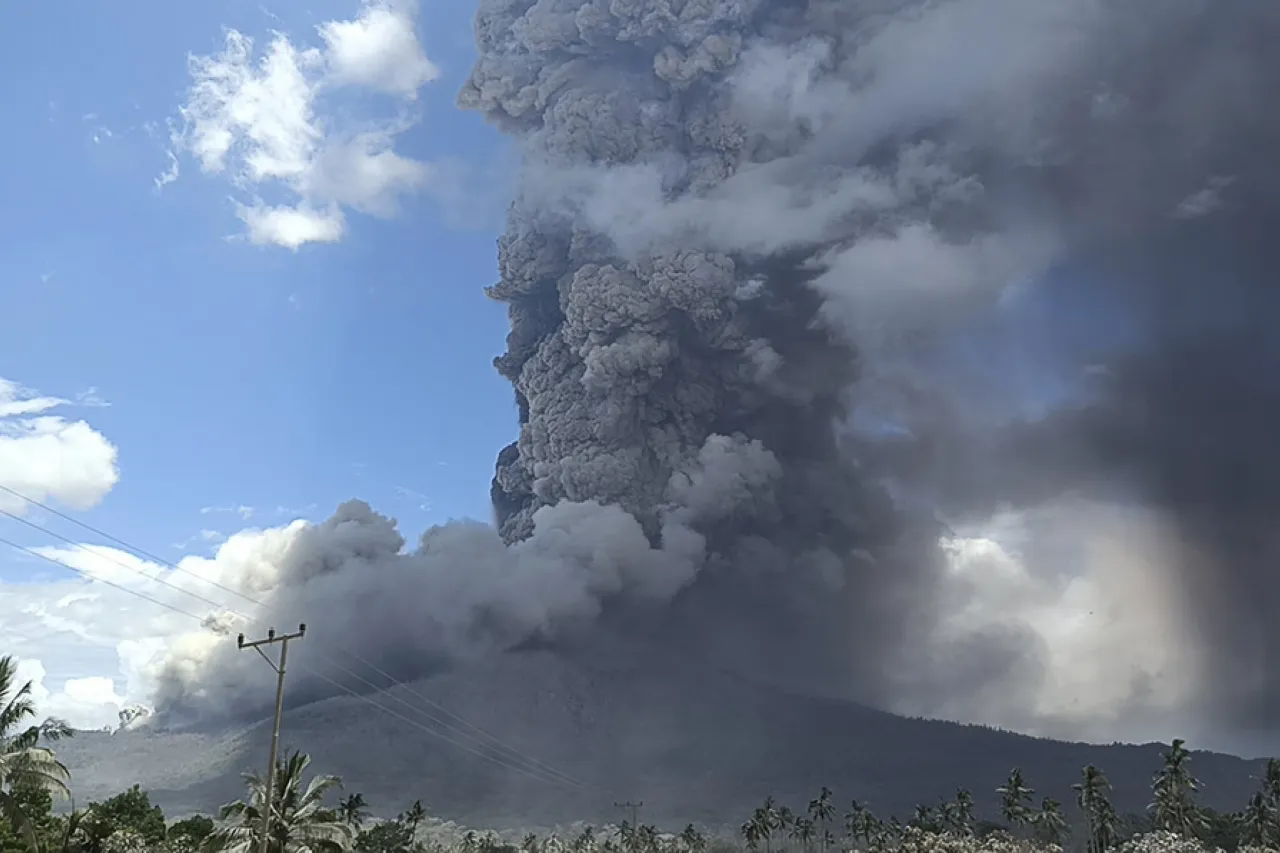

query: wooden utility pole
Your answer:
[239,624,306,853]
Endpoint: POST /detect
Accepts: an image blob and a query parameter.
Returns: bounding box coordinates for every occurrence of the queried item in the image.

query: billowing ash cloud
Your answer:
[150,0,1280,750]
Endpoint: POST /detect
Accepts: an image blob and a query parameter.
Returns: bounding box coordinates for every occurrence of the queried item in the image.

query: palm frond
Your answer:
[0,672,38,737]
[38,719,73,742]
[2,745,72,798]
[209,751,351,853]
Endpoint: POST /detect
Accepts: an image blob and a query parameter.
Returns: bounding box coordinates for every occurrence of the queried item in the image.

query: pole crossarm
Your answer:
[238,625,307,651]
[614,801,644,828]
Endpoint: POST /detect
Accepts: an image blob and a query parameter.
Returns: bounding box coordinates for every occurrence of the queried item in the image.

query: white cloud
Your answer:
[4,571,178,730]
[0,379,119,515]
[303,131,432,216]
[13,660,125,731]
[167,0,440,249]
[1,524,305,728]
[318,0,439,96]
[31,544,167,588]
[0,380,68,418]
[237,201,345,249]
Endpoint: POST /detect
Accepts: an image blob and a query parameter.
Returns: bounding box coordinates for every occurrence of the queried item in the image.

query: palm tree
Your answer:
[938,801,959,836]
[952,790,975,837]
[571,826,595,853]
[1032,798,1068,846]
[844,801,878,850]
[909,806,939,834]
[1075,765,1118,853]
[337,794,368,829]
[790,817,815,853]
[49,804,86,853]
[1256,759,1280,844]
[808,789,833,853]
[403,801,426,836]
[997,769,1035,832]
[741,819,762,852]
[1150,739,1206,837]
[635,825,658,853]
[616,821,635,853]
[1264,758,1280,809]
[677,825,705,853]
[0,655,73,852]
[754,798,780,853]
[1095,799,1119,853]
[207,749,353,853]
[1240,792,1274,848]
[776,806,795,851]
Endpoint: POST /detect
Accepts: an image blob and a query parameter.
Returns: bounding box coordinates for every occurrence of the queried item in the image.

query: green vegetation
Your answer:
[1,656,72,853]
[3,655,1280,853]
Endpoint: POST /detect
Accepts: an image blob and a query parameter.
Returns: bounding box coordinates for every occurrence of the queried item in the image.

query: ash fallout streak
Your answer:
[149,0,1280,753]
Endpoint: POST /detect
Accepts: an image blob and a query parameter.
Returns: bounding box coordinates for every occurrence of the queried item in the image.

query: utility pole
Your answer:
[614,800,643,828]
[239,624,306,853]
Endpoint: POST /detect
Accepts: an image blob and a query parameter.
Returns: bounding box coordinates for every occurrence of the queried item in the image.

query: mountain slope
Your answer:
[57,644,1267,830]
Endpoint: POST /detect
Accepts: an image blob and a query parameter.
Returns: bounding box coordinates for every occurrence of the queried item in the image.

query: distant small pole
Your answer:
[239,624,306,853]
[615,800,643,828]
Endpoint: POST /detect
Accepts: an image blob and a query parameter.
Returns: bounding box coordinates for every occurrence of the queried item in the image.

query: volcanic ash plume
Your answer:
[149,0,1280,749]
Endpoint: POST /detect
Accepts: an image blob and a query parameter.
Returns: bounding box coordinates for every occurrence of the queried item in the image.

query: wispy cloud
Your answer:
[200,504,256,520]
[75,388,111,408]
[393,485,432,512]
[172,529,227,552]
[273,503,317,519]
[0,380,68,418]
[164,0,442,249]
[154,152,180,191]
[1172,175,1235,220]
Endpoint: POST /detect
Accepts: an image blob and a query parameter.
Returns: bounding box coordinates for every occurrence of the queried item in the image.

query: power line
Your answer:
[327,649,586,787]
[0,534,206,622]
[0,485,584,787]
[0,483,256,605]
[4,502,539,773]
[0,506,251,617]
[296,663,585,788]
[3,536,585,788]
[0,489,587,788]
[315,652,587,787]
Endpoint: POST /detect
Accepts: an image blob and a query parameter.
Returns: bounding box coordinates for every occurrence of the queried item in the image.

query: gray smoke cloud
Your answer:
[148,0,1280,751]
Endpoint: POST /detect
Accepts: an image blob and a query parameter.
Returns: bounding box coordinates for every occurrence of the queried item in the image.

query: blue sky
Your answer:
[2,0,513,549]
[0,0,524,722]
